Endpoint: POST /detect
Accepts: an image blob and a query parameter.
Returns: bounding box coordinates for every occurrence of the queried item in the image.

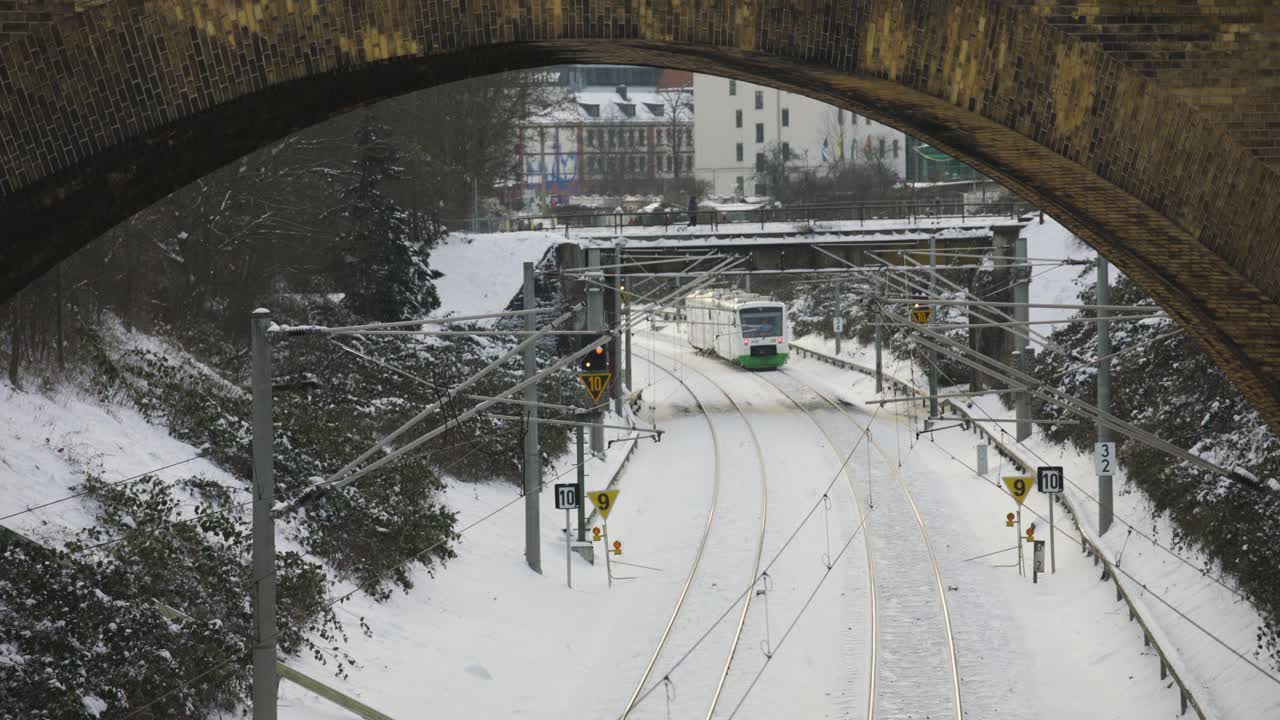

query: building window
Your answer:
[754,182,766,196]
[735,109,742,128]
[838,109,845,126]
[736,143,744,162]
[879,137,886,157]
[782,108,789,127]
[640,156,647,172]
[892,139,899,158]
[729,79,737,95]
[686,128,692,146]
[754,90,764,110]
[755,123,764,143]
[782,142,790,160]
[735,176,744,195]
[755,152,765,171]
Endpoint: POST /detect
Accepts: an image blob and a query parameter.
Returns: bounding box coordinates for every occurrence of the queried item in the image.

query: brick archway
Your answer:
[2,0,1279,430]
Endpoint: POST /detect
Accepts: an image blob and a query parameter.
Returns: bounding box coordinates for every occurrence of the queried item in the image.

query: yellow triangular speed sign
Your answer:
[578,372,612,403]
[1003,476,1033,505]
[589,490,619,519]
[911,306,932,324]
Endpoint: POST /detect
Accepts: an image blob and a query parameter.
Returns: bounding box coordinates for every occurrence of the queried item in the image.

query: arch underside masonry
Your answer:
[1,0,1279,432]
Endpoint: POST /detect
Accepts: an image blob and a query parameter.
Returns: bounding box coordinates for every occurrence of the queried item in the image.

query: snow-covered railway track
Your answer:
[620,358,723,718]
[632,350,769,720]
[767,370,963,720]
[747,372,878,720]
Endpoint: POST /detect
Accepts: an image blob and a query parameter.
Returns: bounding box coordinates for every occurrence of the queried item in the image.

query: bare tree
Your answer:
[657,86,693,180]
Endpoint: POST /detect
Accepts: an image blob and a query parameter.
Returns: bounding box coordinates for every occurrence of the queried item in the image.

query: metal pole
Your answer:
[624,285,633,392]
[612,246,624,416]
[928,236,939,417]
[603,519,613,588]
[1016,507,1024,577]
[1097,256,1114,534]
[874,277,884,393]
[575,425,586,542]
[587,250,605,453]
[1049,497,1057,574]
[833,278,842,357]
[1013,233,1031,441]
[523,262,542,574]
[565,508,572,589]
[250,309,278,720]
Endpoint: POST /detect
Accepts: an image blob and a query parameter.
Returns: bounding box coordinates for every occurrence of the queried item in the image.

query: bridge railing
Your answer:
[790,341,1210,720]
[449,199,1036,235]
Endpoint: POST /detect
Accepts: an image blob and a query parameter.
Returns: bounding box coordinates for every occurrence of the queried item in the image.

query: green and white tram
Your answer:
[685,289,789,369]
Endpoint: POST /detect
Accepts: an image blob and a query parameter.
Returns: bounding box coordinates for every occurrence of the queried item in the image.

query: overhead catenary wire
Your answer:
[901,318,1252,602]
[284,256,744,508]
[880,304,1237,478]
[626,402,887,713]
[725,517,867,719]
[922,432,1280,689]
[859,335,1272,688]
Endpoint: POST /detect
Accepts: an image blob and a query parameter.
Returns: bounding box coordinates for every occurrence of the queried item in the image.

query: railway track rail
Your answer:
[760,369,963,720]
[768,366,962,712]
[621,351,769,720]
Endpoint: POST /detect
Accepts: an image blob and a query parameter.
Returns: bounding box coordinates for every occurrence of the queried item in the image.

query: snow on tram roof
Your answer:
[686,288,785,309]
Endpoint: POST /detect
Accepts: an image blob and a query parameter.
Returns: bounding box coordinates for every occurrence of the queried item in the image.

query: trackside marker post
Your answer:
[554,483,580,589]
[589,490,620,587]
[1036,466,1064,574]
[1004,476,1033,577]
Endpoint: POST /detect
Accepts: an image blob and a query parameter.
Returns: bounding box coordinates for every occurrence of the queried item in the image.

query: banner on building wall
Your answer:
[524,142,579,196]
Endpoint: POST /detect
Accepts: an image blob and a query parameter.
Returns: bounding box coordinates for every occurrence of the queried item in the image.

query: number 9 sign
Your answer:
[1003,476,1033,505]
[589,490,619,519]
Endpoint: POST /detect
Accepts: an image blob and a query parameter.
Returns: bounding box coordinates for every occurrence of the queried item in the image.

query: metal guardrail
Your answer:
[791,342,1209,719]
[451,200,1036,235]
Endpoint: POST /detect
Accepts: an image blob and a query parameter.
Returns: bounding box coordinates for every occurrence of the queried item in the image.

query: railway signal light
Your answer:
[580,345,609,373]
[1005,512,1015,528]
[592,527,601,541]
[1025,523,1036,542]
[612,540,622,556]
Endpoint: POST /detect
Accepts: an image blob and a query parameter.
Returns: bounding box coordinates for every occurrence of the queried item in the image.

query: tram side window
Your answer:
[739,308,784,338]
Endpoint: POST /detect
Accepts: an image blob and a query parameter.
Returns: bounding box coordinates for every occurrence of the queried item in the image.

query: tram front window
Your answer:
[740,308,784,338]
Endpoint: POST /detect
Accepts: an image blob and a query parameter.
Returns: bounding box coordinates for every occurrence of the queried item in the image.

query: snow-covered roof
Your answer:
[528,86,693,125]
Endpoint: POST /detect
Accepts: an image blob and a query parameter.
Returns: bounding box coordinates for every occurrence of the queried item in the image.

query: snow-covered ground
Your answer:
[430,232,562,319]
[789,216,1280,718]
[271,324,1224,720]
[5,216,1275,719]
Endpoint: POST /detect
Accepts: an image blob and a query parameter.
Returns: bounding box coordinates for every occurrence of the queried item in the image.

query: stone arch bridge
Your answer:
[2,0,1279,430]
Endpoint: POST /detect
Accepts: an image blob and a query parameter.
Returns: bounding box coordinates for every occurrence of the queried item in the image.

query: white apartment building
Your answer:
[692,73,907,200]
